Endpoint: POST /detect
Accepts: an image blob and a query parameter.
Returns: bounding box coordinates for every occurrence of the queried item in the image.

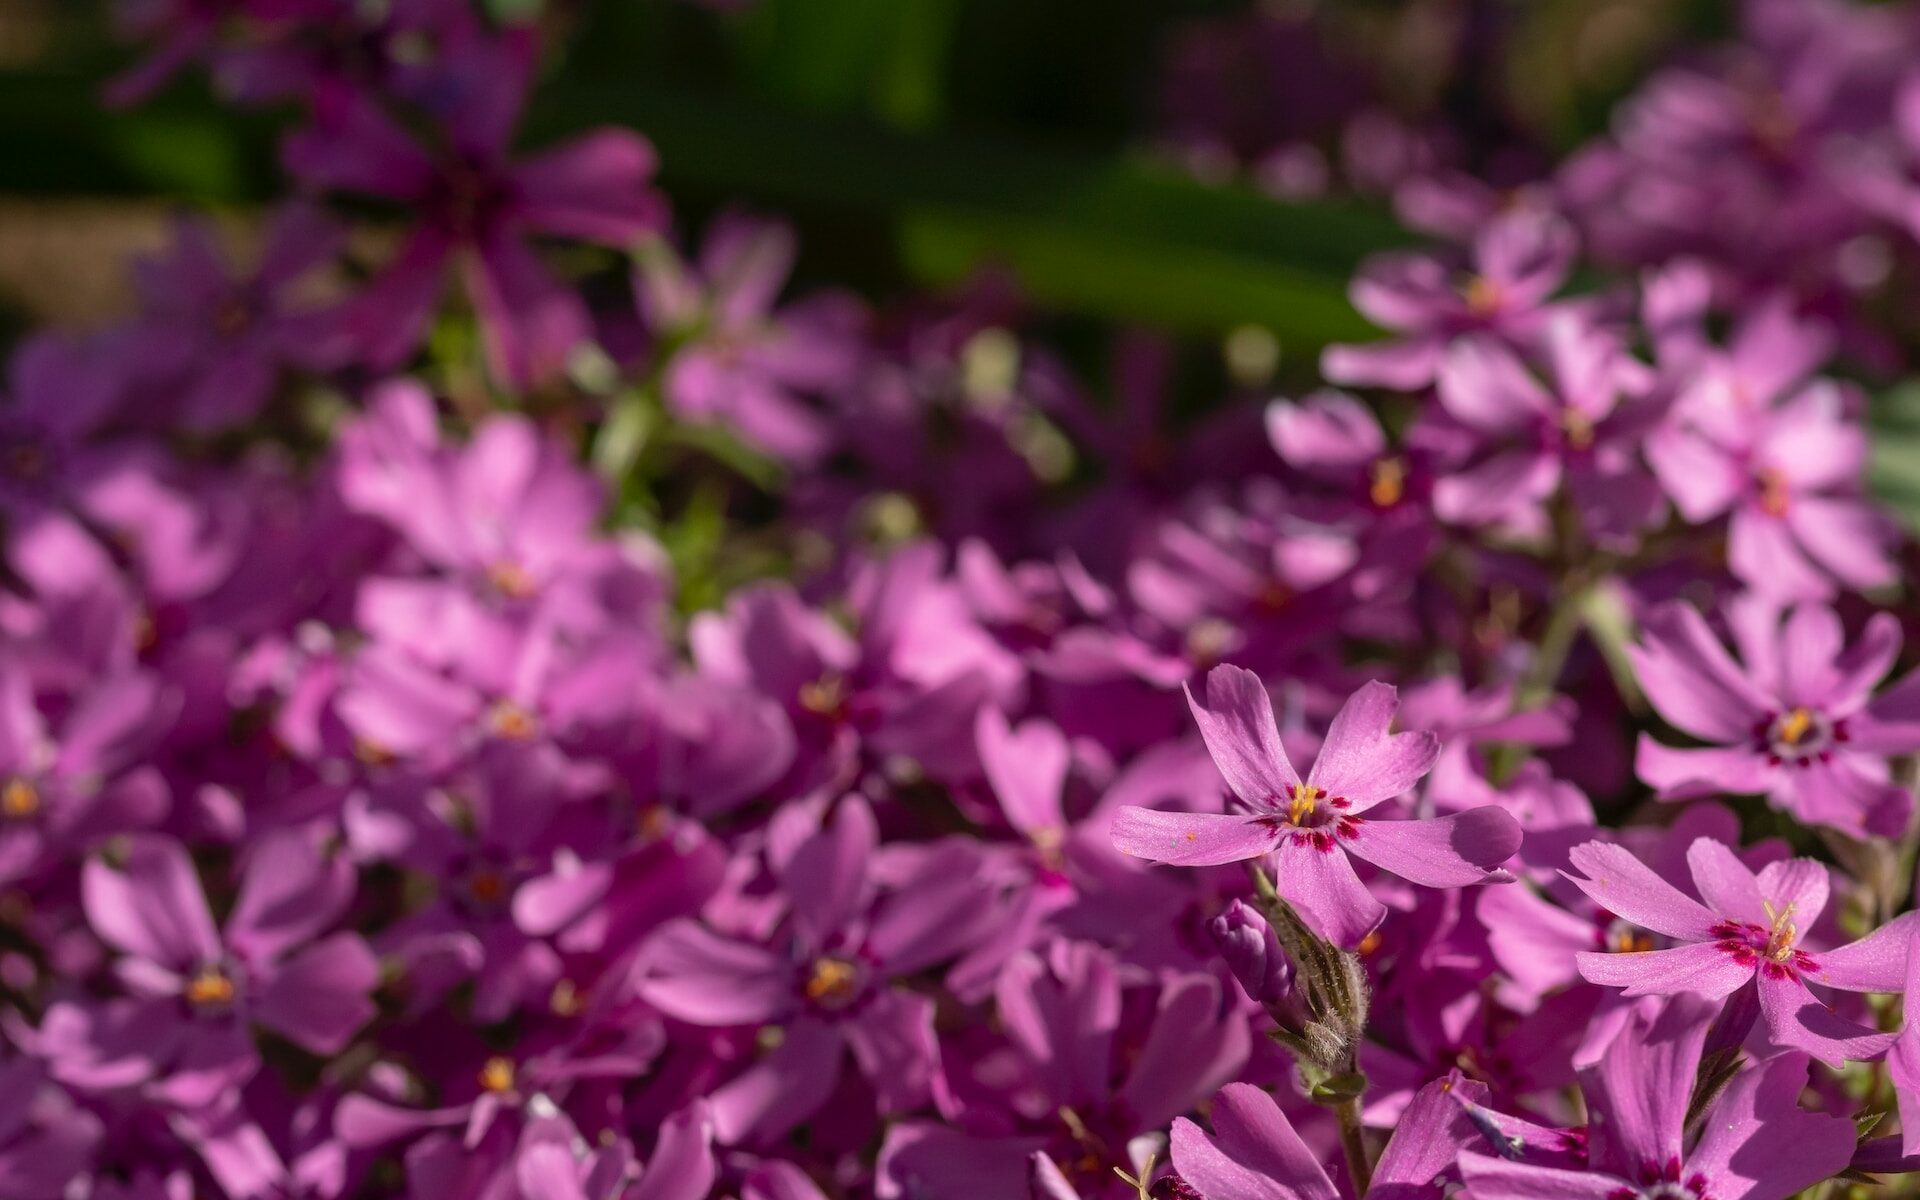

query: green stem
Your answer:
[1334,1096,1373,1197]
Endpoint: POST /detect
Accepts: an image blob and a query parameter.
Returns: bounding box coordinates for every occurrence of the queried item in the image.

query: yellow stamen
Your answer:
[1356,930,1383,957]
[1368,457,1406,508]
[1,779,39,819]
[1761,899,1798,962]
[804,957,861,1009]
[1560,408,1595,451]
[1756,467,1790,518]
[184,966,236,1009]
[478,1056,515,1093]
[1776,708,1813,746]
[1462,275,1502,317]
[488,703,538,741]
[485,560,535,601]
[354,737,397,768]
[797,675,847,718]
[1286,782,1319,826]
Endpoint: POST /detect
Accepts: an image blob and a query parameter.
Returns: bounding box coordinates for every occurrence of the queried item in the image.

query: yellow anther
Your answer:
[1368,457,1406,508]
[1761,900,1798,962]
[1462,275,1502,318]
[1,779,39,819]
[488,703,538,741]
[478,1056,515,1093]
[485,560,535,601]
[797,675,847,718]
[804,957,861,1009]
[1776,708,1813,746]
[184,966,236,1009]
[1286,783,1319,825]
[1560,408,1595,451]
[1756,467,1790,517]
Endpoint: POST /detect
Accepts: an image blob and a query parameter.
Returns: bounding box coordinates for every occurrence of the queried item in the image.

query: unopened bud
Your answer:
[1210,899,1294,1007]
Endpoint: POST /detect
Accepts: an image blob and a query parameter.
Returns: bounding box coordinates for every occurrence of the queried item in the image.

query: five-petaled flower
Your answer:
[1111,663,1522,945]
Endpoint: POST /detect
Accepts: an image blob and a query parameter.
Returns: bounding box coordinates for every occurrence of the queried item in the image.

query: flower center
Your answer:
[185,965,237,1012]
[1761,900,1797,962]
[485,559,535,601]
[1,778,39,820]
[487,702,539,741]
[1757,707,1840,765]
[478,1056,516,1093]
[798,674,848,718]
[213,298,251,338]
[466,866,509,908]
[1710,908,1818,981]
[1286,782,1319,824]
[1462,274,1502,317]
[1368,457,1406,508]
[803,956,863,1011]
[1560,408,1596,451]
[1755,466,1790,517]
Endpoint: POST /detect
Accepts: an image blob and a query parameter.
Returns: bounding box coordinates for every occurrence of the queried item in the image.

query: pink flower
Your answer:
[1567,837,1916,1065]
[1111,664,1521,945]
[1631,597,1920,836]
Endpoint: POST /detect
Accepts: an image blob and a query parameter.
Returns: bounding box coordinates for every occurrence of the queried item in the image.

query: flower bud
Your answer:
[1210,898,1294,1006]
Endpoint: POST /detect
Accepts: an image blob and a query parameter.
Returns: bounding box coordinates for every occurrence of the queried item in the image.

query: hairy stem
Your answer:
[1334,1094,1373,1197]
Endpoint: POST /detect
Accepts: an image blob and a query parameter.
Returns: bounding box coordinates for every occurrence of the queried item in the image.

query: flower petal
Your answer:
[1306,681,1440,811]
[1184,664,1300,808]
[1342,808,1520,886]
[1565,841,1721,941]
[1575,943,1753,999]
[1169,1083,1339,1200]
[1111,808,1277,867]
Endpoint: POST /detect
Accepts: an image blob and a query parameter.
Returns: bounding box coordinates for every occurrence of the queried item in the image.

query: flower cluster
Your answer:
[3,0,1920,1198]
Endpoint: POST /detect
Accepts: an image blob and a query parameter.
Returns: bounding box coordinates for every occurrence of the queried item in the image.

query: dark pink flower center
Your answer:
[1710,905,1820,981]
[1610,1157,1714,1200]
[1257,784,1362,852]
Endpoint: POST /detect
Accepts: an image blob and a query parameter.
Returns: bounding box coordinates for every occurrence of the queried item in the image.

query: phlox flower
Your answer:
[1112,664,1521,945]
[1567,837,1914,1065]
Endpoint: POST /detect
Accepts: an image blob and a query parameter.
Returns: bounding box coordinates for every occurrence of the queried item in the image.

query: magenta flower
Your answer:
[633,797,996,1144]
[1171,1072,1479,1199]
[1631,598,1920,836]
[129,205,346,430]
[1112,664,1520,945]
[1567,837,1913,1065]
[638,211,866,466]
[42,832,378,1110]
[1646,379,1895,599]
[1322,208,1575,390]
[282,40,664,385]
[1431,316,1662,545]
[1458,996,1857,1200]
[0,1057,100,1200]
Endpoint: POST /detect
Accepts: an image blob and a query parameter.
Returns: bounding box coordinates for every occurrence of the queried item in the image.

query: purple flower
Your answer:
[1112,664,1521,945]
[128,206,346,431]
[1631,597,1920,836]
[638,212,867,466]
[41,832,378,1110]
[0,1056,100,1200]
[282,42,665,385]
[1566,837,1914,1065]
[1646,379,1894,599]
[1432,315,1662,545]
[1459,996,1857,1200]
[1322,209,1575,390]
[1171,1072,1480,1199]
[633,797,996,1143]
